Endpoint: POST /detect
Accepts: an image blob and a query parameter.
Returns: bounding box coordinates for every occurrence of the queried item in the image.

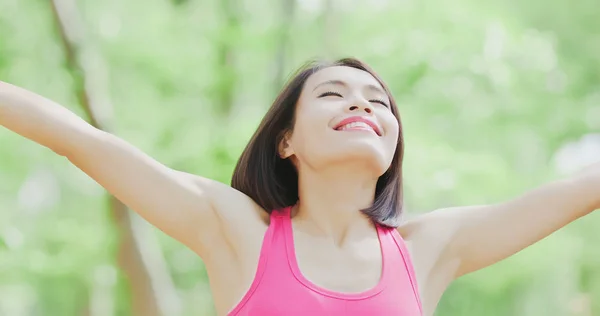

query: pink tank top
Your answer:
[228,206,422,316]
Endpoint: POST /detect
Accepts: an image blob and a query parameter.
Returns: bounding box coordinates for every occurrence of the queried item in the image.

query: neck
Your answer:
[294,163,379,244]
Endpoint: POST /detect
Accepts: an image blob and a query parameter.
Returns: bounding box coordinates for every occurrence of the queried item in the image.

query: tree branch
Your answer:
[48,0,182,315]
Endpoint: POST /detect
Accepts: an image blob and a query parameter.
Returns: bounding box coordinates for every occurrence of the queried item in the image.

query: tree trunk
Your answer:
[48,0,181,315]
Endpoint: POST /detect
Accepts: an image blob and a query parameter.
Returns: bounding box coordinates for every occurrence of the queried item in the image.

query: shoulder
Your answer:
[396,209,464,303]
[186,173,270,222]
[186,173,270,253]
[397,211,453,273]
[397,208,466,249]
[397,205,487,255]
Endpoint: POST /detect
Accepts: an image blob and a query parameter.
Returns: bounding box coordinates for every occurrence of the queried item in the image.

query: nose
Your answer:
[346,99,374,114]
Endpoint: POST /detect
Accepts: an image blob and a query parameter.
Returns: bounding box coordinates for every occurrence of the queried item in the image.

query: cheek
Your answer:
[290,112,329,154]
[381,112,400,138]
[293,101,333,139]
[387,124,400,149]
[382,116,401,156]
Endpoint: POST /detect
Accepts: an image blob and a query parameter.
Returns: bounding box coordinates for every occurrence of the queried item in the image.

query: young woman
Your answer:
[0,58,598,316]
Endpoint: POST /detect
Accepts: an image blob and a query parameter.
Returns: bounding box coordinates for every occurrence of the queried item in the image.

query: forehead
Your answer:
[305,66,385,91]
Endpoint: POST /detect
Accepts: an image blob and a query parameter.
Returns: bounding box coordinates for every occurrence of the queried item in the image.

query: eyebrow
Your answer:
[312,79,386,95]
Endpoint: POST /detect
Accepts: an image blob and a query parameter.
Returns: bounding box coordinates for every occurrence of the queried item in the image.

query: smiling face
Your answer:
[232,58,405,225]
[280,66,400,176]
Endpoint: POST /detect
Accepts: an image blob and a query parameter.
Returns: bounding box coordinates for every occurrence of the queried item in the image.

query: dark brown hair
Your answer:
[231,58,404,227]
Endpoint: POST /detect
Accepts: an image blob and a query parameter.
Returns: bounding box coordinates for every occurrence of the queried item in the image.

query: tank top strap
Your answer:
[266,206,292,250]
[271,205,292,220]
[269,205,293,260]
[388,227,423,312]
[227,207,292,315]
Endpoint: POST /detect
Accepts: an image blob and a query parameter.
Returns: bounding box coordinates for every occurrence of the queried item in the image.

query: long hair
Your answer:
[231,58,405,227]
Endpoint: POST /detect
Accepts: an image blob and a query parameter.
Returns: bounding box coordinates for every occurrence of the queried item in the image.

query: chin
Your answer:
[322,145,392,176]
[347,152,390,176]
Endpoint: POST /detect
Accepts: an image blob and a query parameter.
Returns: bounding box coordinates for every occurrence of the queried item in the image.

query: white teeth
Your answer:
[338,122,373,131]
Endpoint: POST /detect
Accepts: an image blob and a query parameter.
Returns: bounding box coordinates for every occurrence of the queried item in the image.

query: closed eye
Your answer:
[370,99,389,107]
[318,91,343,98]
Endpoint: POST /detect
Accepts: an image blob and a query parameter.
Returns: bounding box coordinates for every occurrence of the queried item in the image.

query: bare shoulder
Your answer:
[397,210,456,272]
[398,209,458,245]
[397,210,463,314]
[185,173,270,252]
[397,205,484,260]
[183,174,271,313]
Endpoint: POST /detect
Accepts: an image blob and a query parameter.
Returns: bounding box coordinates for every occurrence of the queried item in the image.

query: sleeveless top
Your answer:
[228,206,423,316]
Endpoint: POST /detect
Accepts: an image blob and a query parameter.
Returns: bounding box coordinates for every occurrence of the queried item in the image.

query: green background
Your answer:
[1,0,599,315]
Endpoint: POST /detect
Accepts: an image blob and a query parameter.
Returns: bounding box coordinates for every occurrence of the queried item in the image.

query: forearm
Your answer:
[0,81,97,156]
[450,174,597,276]
[568,163,600,213]
[512,177,596,219]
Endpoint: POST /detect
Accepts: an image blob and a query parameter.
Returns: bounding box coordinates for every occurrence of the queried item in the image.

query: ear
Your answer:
[278,131,294,159]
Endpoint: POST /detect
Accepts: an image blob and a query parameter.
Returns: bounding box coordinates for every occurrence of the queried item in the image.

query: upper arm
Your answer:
[66,130,263,256]
[1,82,265,257]
[396,176,597,312]
[416,178,595,279]
[66,131,212,249]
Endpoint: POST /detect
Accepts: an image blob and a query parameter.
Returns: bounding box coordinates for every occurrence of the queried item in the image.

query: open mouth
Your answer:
[333,118,382,136]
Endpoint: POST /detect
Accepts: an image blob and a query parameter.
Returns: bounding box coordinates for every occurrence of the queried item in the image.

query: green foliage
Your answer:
[1,0,599,315]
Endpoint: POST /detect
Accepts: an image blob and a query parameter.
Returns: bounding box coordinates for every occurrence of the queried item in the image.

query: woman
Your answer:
[0,58,598,316]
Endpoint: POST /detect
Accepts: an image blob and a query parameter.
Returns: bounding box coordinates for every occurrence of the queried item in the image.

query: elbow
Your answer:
[50,146,70,157]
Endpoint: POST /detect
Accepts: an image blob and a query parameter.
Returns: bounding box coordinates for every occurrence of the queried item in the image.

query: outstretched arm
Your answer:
[402,162,599,280]
[0,81,257,256]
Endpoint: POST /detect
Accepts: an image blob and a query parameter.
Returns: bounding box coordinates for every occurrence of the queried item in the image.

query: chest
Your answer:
[241,229,422,315]
[213,216,422,316]
[293,232,383,293]
[240,294,422,316]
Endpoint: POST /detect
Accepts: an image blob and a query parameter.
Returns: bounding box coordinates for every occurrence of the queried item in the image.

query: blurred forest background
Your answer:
[1,0,600,315]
